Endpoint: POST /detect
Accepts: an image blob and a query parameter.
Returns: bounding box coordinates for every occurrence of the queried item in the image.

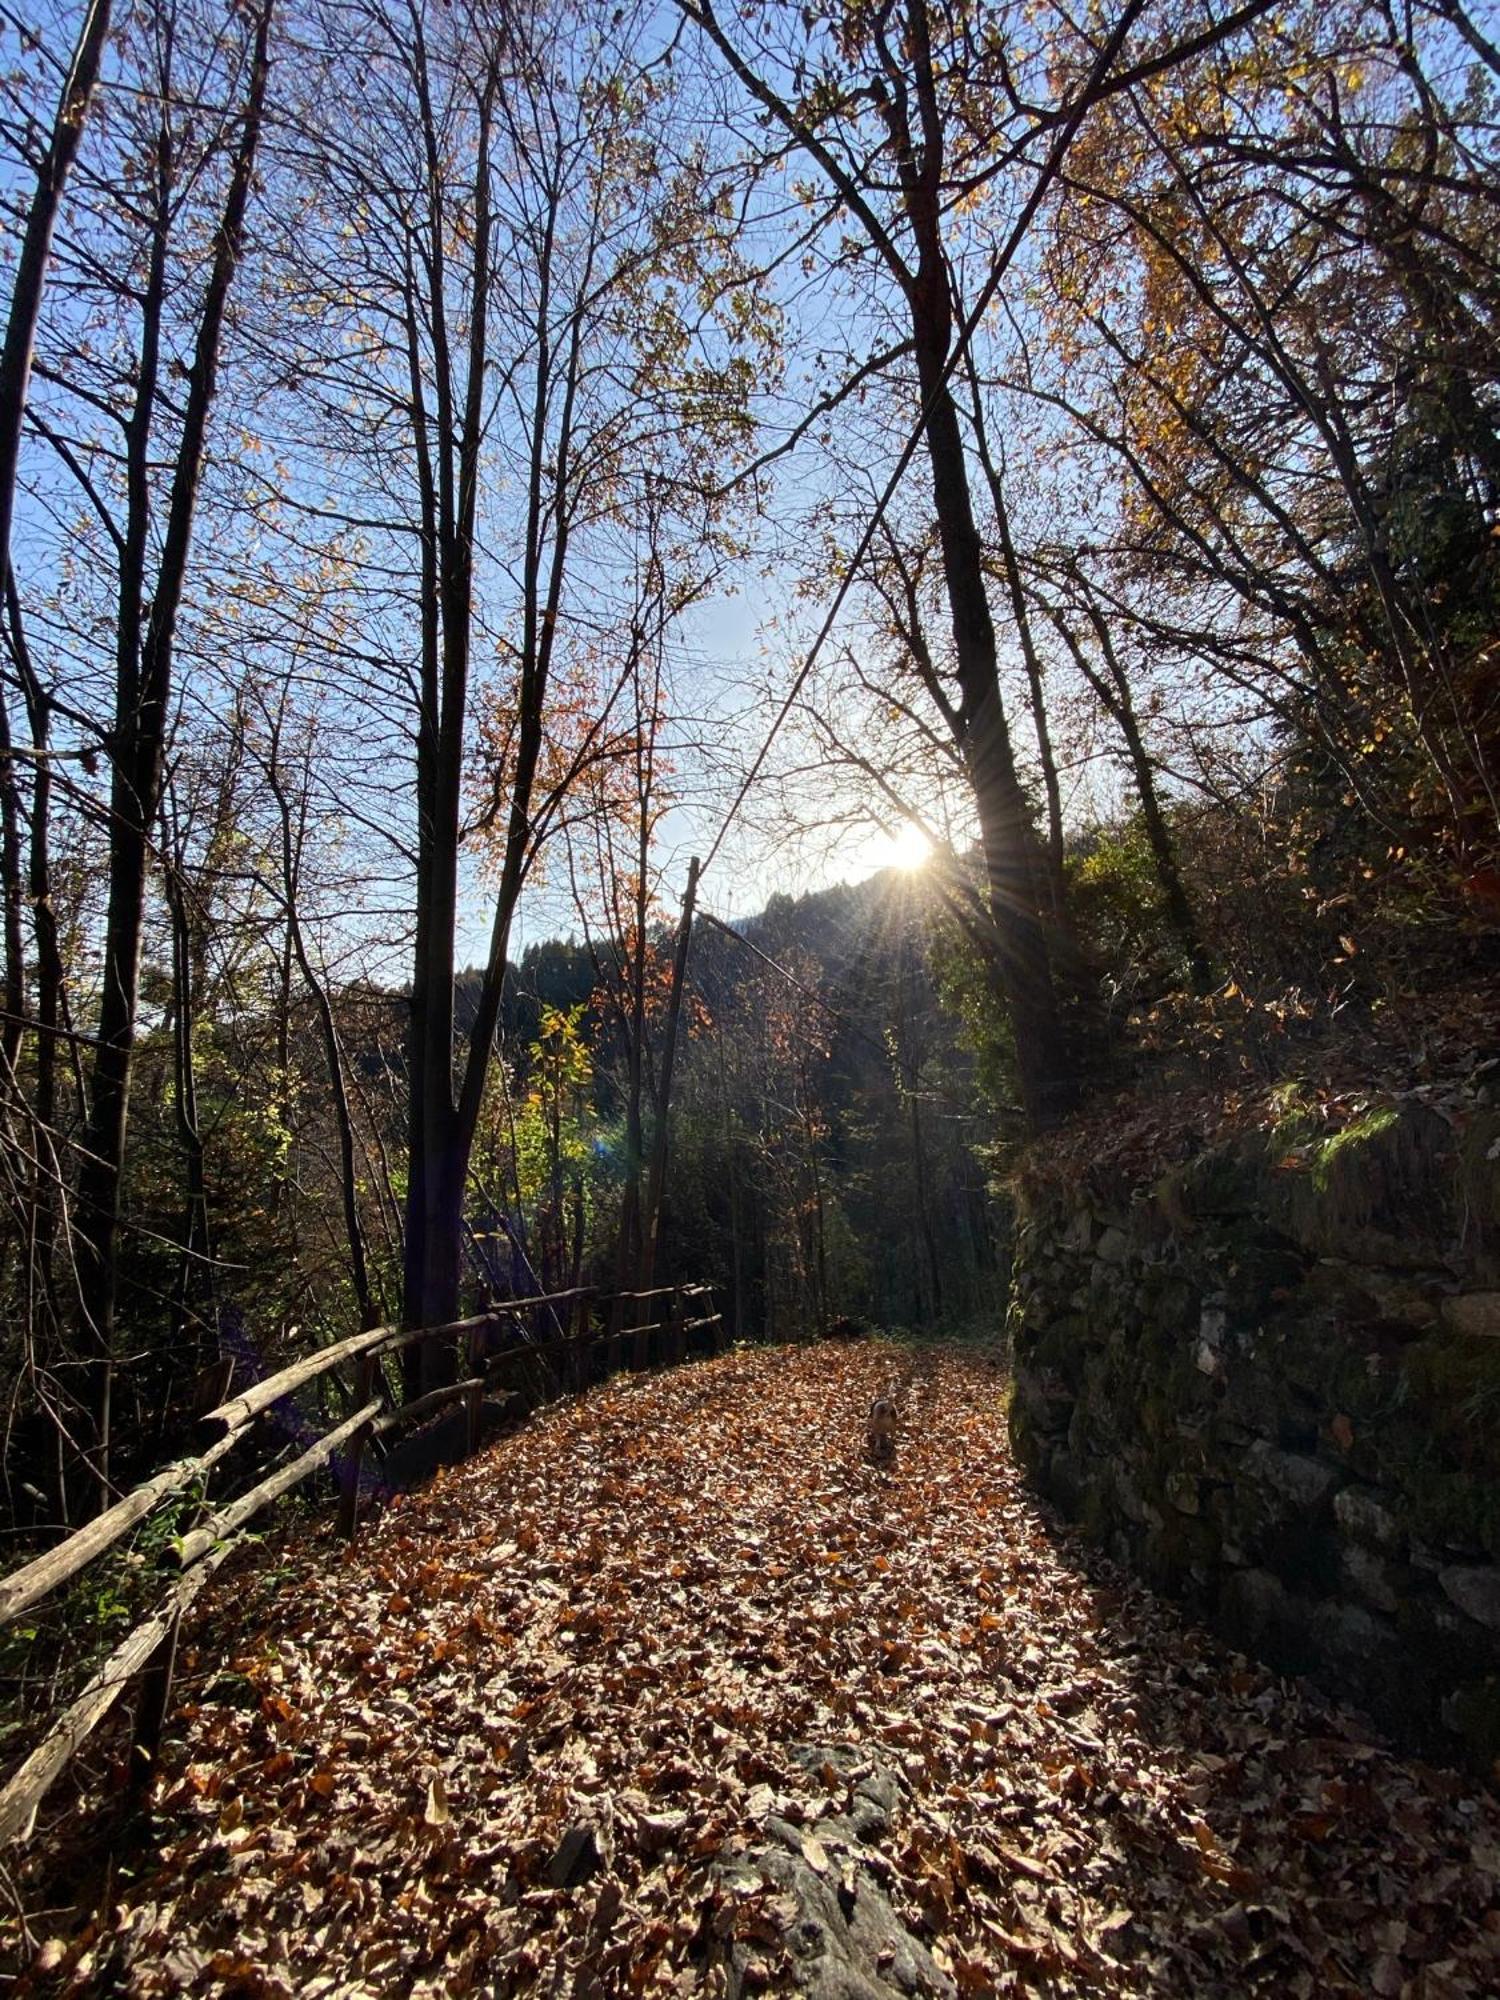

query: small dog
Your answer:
[867,1394,898,1466]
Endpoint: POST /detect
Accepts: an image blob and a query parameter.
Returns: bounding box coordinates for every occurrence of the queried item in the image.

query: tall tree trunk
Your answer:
[0,0,112,1286]
[0,0,114,591]
[1052,601,1211,992]
[965,391,1108,1039]
[891,0,1073,1129]
[908,1082,941,1317]
[611,795,651,1311]
[907,1065,943,1322]
[73,0,274,1503]
[162,847,213,1388]
[806,1122,829,1337]
[678,0,1155,1130]
[266,730,380,1331]
[5,576,77,1297]
[0,678,25,1070]
[962,365,1069,922]
[719,1027,744,1344]
[399,53,504,1386]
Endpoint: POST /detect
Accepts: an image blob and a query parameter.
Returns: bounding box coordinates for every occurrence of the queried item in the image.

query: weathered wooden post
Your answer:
[463,1379,483,1458]
[667,1288,686,1367]
[128,1607,182,1797]
[337,1352,377,1542]
[570,1288,593,1391]
[632,1294,652,1372]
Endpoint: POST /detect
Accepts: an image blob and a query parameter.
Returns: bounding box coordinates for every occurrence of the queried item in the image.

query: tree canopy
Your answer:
[0,0,1493,1524]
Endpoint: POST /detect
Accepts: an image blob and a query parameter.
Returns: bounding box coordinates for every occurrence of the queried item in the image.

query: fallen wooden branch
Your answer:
[367,1378,486,1441]
[0,1428,240,1630]
[175,1400,381,1568]
[199,1288,592,1441]
[0,1534,241,1847]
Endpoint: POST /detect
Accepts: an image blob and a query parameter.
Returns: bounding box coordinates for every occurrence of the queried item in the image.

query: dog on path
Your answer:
[867,1394,898,1466]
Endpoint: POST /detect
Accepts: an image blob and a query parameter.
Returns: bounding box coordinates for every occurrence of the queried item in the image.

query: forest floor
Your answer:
[8,1341,1499,1998]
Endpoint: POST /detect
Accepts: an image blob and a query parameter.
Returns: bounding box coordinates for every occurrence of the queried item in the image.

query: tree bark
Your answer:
[73,0,274,1502]
[1050,600,1211,992]
[265,724,380,1331]
[0,0,114,592]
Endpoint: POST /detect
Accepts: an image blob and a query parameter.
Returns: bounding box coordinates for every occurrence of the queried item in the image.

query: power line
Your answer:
[698,906,890,1058]
[698,902,987,1115]
[700,902,956,1083]
[693,0,1154,885]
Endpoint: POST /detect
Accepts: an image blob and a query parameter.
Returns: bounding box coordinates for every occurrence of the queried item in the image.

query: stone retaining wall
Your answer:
[1008,1093,1500,1775]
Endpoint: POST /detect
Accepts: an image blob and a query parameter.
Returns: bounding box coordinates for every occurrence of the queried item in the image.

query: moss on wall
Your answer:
[1009,1097,1500,1776]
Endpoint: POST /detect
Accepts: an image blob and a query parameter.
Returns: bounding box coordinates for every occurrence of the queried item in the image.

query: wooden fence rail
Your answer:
[0,1280,722,1848]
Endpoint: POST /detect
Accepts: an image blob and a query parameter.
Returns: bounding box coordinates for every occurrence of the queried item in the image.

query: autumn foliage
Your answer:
[16,1344,1498,1995]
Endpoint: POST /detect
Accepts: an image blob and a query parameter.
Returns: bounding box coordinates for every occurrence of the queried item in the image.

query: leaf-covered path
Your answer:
[34,1344,1500,1996]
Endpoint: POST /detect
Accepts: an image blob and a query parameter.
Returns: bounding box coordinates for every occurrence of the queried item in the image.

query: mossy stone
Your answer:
[1441,1677,1500,1769]
[1009,1100,1500,1775]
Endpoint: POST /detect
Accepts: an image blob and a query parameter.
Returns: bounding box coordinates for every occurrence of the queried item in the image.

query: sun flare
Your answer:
[882,821,932,871]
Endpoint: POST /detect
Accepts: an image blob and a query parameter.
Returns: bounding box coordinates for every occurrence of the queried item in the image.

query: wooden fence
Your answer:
[0,1281,721,1848]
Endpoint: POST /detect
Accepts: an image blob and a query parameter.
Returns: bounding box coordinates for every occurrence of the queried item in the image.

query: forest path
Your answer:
[47,1342,1499,1997]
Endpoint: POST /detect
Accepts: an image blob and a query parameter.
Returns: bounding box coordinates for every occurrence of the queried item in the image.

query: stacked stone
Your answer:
[1008,1097,1500,1774]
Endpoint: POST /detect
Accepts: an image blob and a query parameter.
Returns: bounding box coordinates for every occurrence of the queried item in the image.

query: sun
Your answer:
[882,821,932,871]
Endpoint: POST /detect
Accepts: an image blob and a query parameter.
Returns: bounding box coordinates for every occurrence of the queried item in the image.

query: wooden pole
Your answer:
[668,1288,686,1366]
[337,1424,370,1542]
[128,1608,182,1796]
[638,857,699,1299]
[0,1538,238,1847]
[337,1353,377,1542]
[569,1288,592,1391]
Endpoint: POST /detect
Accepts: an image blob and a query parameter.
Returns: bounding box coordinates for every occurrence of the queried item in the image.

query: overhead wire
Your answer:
[697,906,896,1061]
[691,0,1155,887]
[697,902,988,1120]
